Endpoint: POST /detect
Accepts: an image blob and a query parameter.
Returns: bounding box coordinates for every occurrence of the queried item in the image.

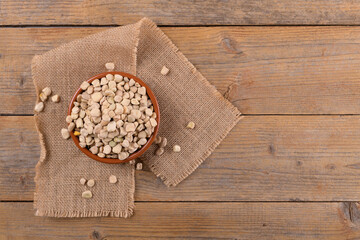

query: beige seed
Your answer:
[100,77,108,85]
[89,146,98,154]
[82,190,92,199]
[86,85,94,94]
[154,135,162,144]
[114,74,123,82]
[71,113,78,120]
[61,128,70,139]
[130,86,137,93]
[136,163,143,170]
[68,122,75,132]
[42,87,52,96]
[112,144,122,153]
[98,152,105,158]
[105,62,115,71]
[159,137,167,148]
[87,179,95,187]
[66,115,73,123]
[161,66,170,75]
[129,78,135,86]
[138,138,147,146]
[109,141,116,147]
[109,175,117,183]
[131,98,139,105]
[107,121,117,132]
[34,102,44,112]
[138,87,146,95]
[92,79,100,87]
[103,145,111,154]
[118,152,129,160]
[145,108,153,116]
[106,74,114,81]
[72,106,80,114]
[173,145,181,152]
[122,139,130,148]
[125,123,136,132]
[51,95,60,103]
[76,118,83,128]
[155,147,165,156]
[80,81,90,90]
[138,131,147,139]
[124,83,130,91]
[186,121,195,129]
[39,92,47,101]
[80,178,86,185]
[121,98,130,106]
[90,108,101,117]
[149,118,157,127]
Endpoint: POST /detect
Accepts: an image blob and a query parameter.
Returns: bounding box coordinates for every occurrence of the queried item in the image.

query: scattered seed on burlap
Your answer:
[61,128,70,139]
[155,147,164,156]
[109,175,117,183]
[34,102,44,113]
[136,163,143,170]
[173,145,181,152]
[87,179,95,187]
[159,137,167,148]
[82,190,92,199]
[161,66,169,75]
[42,87,52,96]
[51,95,60,103]
[154,136,162,144]
[105,62,115,71]
[186,121,195,129]
[80,178,86,185]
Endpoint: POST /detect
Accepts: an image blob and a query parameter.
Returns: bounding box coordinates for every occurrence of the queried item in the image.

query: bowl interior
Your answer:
[68,72,160,164]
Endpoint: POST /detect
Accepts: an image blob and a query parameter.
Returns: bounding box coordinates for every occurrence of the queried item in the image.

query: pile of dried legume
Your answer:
[62,73,157,160]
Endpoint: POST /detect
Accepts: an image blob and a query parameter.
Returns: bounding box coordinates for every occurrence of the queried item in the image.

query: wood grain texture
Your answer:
[3,116,360,201]
[3,27,360,114]
[3,0,360,26]
[0,202,358,240]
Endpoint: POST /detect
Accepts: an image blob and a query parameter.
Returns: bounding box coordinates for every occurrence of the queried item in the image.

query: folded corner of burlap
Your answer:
[31,17,241,218]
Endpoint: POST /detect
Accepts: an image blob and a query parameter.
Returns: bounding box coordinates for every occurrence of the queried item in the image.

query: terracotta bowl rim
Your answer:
[67,71,160,164]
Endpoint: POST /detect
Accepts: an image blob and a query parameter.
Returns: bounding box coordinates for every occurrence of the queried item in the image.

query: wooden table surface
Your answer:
[2,1,360,239]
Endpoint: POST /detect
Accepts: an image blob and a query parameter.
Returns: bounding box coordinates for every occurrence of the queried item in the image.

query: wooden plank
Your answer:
[0,202,358,239]
[3,27,360,114]
[3,115,360,201]
[2,0,360,26]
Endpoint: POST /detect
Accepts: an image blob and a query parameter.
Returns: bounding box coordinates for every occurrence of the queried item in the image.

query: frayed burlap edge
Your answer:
[138,18,242,187]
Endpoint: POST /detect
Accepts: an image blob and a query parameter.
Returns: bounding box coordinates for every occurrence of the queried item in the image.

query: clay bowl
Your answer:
[67,72,160,164]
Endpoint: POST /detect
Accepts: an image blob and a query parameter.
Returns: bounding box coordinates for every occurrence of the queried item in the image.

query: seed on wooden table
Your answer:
[87,179,95,187]
[136,163,143,170]
[82,190,92,199]
[159,137,167,148]
[109,175,117,183]
[155,147,164,156]
[105,62,115,71]
[42,87,52,96]
[80,81,90,90]
[61,128,70,139]
[34,102,44,112]
[80,178,86,185]
[154,136,162,144]
[173,145,181,152]
[161,66,169,75]
[51,95,60,103]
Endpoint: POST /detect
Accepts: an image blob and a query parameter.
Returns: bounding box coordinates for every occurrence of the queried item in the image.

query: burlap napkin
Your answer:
[32,18,241,218]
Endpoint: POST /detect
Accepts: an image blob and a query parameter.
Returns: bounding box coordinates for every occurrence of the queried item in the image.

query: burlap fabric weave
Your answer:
[32,18,241,218]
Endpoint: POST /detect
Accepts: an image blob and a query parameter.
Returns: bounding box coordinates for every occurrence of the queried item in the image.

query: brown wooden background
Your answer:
[2,1,360,239]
